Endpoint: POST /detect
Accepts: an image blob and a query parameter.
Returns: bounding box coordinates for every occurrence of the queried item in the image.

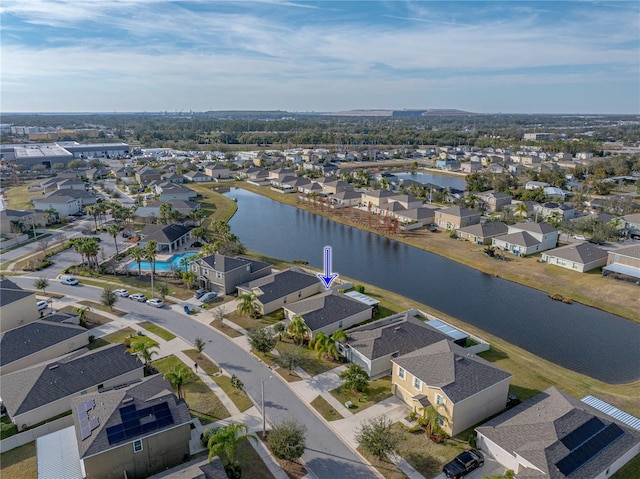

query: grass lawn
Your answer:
[612,453,640,479]
[213,374,254,412]
[58,305,113,328]
[152,355,230,424]
[95,327,159,349]
[210,320,243,338]
[1,415,18,440]
[4,182,33,210]
[138,321,176,341]
[310,395,343,421]
[231,439,277,479]
[183,349,219,375]
[276,341,341,377]
[227,311,282,330]
[188,183,238,223]
[329,376,393,413]
[357,446,408,479]
[0,442,37,479]
[77,299,126,317]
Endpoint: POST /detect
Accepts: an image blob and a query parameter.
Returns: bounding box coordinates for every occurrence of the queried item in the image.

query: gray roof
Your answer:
[392,340,511,403]
[198,254,271,274]
[513,221,558,234]
[0,209,33,220]
[346,313,450,360]
[0,278,34,307]
[2,344,142,417]
[495,231,540,247]
[609,244,640,260]
[544,242,608,264]
[41,312,80,324]
[458,221,508,237]
[333,190,362,201]
[476,387,640,479]
[402,207,437,221]
[0,320,87,366]
[241,268,320,304]
[285,291,372,332]
[141,224,193,243]
[72,374,191,458]
[438,206,481,218]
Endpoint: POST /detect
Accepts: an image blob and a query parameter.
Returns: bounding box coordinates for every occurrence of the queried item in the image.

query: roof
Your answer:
[476,387,640,479]
[458,221,508,237]
[437,206,481,218]
[513,221,558,234]
[346,313,450,360]
[581,395,640,431]
[0,277,34,307]
[37,426,84,479]
[622,212,640,224]
[608,244,640,260]
[543,243,608,264]
[1,344,142,417]
[344,291,380,306]
[285,291,372,331]
[72,374,191,458]
[425,319,468,342]
[240,268,320,304]
[141,224,193,243]
[0,320,87,366]
[494,231,540,247]
[197,254,270,274]
[392,340,511,403]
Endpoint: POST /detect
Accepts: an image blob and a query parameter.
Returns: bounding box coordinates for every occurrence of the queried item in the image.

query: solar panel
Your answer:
[561,417,605,451]
[106,401,175,445]
[76,399,99,441]
[556,424,624,476]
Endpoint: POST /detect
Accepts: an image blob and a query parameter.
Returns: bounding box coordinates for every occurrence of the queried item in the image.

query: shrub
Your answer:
[267,420,306,461]
[354,284,365,294]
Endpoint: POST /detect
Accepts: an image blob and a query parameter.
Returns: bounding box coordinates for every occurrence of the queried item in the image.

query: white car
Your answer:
[113,289,130,297]
[129,293,147,302]
[572,235,586,241]
[60,275,79,285]
[146,298,165,308]
[37,300,48,311]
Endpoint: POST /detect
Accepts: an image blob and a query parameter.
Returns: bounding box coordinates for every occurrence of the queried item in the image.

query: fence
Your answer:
[0,415,74,453]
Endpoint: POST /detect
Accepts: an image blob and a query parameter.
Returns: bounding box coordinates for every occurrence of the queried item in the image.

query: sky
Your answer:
[1,0,639,114]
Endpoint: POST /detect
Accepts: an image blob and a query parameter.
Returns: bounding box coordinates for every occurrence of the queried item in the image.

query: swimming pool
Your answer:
[127,252,197,271]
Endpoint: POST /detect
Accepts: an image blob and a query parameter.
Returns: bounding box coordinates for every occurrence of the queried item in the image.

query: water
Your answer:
[394,171,467,190]
[226,188,640,384]
[127,252,196,271]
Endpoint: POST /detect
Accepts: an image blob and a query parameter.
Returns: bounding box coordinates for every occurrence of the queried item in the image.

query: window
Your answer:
[557,259,566,266]
[203,268,209,275]
[133,439,143,453]
[398,367,405,379]
[338,320,343,329]
[216,272,222,279]
[413,377,422,390]
[436,394,445,406]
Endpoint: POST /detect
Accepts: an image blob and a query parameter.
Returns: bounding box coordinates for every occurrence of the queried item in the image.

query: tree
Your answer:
[107,224,121,256]
[182,269,196,289]
[267,419,306,461]
[101,286,118,310]
[156,282,169,300]
[339,363,369,393]
[33,277,49,296]
[144,240,158,289]
[237,293,260,319]
[75,305,91,325]
[355,415,402,461]
[421,404,448,441]
[515,202,528,219]
[247,327,278,354]
[230,374,244,391]
[194,337,205,353]
[164,364,193,400]
[286,315,310,345]
[354,284,365,294]
[129,245,144,277]
[274,346,304,372]
[206,422,257,466]
[127,338,159,370]
[309,330,347,360]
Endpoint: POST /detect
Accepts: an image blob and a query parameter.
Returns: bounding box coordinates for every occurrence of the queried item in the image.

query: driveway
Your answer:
[433,456,504,479]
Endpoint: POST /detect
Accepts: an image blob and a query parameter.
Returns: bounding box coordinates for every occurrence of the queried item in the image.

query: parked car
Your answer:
[572,235,586,241]
[146,298,165,308]
[37,300,48,311]
[129,293,147,302]
[60,275,79,285]
[199,292,218,303]
[113,289,130,297]
[443,449,484,479]
[194,289,209,299]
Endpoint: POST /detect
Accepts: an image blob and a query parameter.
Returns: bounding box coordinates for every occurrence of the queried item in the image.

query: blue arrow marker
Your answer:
[317,246,339,289]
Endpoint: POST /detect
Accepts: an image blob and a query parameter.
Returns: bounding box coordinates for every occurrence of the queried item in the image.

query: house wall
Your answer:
[541,253,607,273]
[313,308,372,337]
[476,434,520,472]
[435,212,481,230]
[362,194,388,208]
[448,377,510,436]
[256,282,324,315]
[607,251,640,269]
[1,331,90,376]
[0,296,38,332]
[83,423,191,479]
[159,192,196,202]
[32,199,82,216]
[11,367,143,430]
[594,442,640,479]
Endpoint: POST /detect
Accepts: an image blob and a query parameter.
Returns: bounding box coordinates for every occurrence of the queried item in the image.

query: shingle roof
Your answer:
[0,320,87,366]
[610,244,640,260]
[458,221,508,237]
[2,344,142,417]
[346,313,449,360]
[544,243,608,264]
[285,291,372,332]
[495,231,540,247]
[476,387,640,479]
[437,206,481,218]
[392,340,511,403]
[0,278,34,307]
[241,268,319,304]
[513,221,558,234]
[198,254,270,274]
[73,374,191,458]
[141,224,193,243]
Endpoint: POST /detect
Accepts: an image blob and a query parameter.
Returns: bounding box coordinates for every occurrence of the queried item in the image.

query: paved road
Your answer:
[10,276,379,479]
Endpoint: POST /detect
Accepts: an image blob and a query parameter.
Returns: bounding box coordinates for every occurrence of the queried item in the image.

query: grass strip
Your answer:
[139,321,176,341]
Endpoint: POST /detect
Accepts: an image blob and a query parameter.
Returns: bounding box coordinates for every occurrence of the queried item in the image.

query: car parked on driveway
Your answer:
[199,292,218,303]
[37,300,48,311]
[443,449,484,479]
[114,289,130,297]
[146,298,165,308]
[194,289,209,299]
[129,293,147,302]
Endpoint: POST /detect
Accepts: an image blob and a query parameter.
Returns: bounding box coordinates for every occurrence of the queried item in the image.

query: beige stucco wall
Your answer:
[258,282,323,315]
[0,296,38,332]
[541,253,607,273]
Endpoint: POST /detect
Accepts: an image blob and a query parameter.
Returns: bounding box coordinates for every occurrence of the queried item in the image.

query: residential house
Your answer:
[54,178,87,190]
[48,188,98,208]
[603,244,640,282]
[237,268,323,315]
[339,312,453,377]
[476,387,640,479]
[492,222,559,256]
[457,221,509,244]
[475,191,512,212]
[204,164,232,179]
[324,180,352,195]
[85,167,110,181]
[622,213,640,238]
[134,200,200,223]
[435,206,482,230]
[534,202,576,221]
[392,340,511,436]
[541,242,608,273]
[1,316,87,375]
[68,374,192,479]
[460,162,482,173]
[182,170,212,183]
[135,166,162,184]
[138,224,192,252]
[0,209,40,238]
[245,167,270,183]
[361,190,393,208]
[190,254,272,294]
[330,190,362,208]
[284,290,373,337]
[525,180,550,190]
[544,186,567,201]
[154,183,198,202]
[161,172,186,184]
[2,344,143,430]
[388,194,423,210]
[31,192,83,217]
[435,158,460,170]
[0,278,38,332]
[396,207,437,229]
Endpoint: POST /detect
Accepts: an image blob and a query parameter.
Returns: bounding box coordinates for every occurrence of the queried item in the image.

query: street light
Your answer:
[261,375,273,437]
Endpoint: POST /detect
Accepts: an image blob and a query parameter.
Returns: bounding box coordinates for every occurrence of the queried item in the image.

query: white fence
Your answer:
[0,415,74,453]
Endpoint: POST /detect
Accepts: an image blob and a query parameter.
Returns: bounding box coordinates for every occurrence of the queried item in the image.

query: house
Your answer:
[544,186,567,201]
[323,180,352,195]
[135,166,162,184]
[396,207,437,229]
[66,374,192,479]
[392,339,511,436]
[2,344,143,430]
[361,190,393,208]
[182,170,211,183]
[338,312,453,377]
[0,209,40,238]
[534,202,576,221]
[475,191,513,212]
[204,164,232,179]
[435,206,482,230]
[541,242,608,273]
[190,254,272,294]
[237,268,323,315]
[245,167,270,183]
[330,190,362,208]
[1,316,88,375]
[603,244,640,283]
[457,221,509,244]
[47,188,98,208]
[85,167,110,181]
[31,193,83,216]
[284,290,373,337]
[138,224,192,253]
[0,278,38,332]
[621,212,640,238]
[492,222,559,256]
[476,387,640,479]
[154,183,198,202]
[460,162,482,173]
[134,199,200,223]
[388,194,423,210]
[161,172,187,184]
[525,180,550,190]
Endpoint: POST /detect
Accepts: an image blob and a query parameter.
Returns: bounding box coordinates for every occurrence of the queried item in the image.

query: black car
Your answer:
[443,449,484,479]
[194,289,209,299]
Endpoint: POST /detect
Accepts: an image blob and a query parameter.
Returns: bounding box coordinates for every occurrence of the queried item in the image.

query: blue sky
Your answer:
[1,1,638,113]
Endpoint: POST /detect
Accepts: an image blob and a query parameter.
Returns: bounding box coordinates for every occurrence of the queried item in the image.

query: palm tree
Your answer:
[515,202,528,220]
[309,330,348,360]
[190,226,208,244]
[164,364,193,400]
[206,423,257,466]
[144,240,158,289]
[127,339,159,371]
[287,315,310,345]
[236,293,260,318]
[421,403,449,441]
[86,205,99,232]
[75,305,90,325]
[182,270,196,289]
[107,224,121,256]
[84,238,101,271]
[129,245,144,277]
